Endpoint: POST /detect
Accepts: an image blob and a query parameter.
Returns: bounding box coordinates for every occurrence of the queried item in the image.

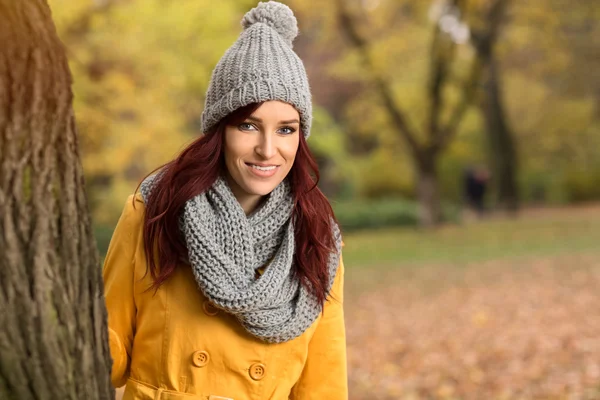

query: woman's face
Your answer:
[224,101,300,213]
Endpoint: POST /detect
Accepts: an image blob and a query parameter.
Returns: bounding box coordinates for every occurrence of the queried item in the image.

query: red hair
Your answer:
[135,103,339,306]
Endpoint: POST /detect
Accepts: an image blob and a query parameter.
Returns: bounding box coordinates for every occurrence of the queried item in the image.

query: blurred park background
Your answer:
[48,0,600,398]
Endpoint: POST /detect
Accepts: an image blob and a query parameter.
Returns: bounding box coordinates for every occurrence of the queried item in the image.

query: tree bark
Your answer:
[468,0,519,213]
[481,55,519,212]
[0,0,113,398]
[416,156,441,227]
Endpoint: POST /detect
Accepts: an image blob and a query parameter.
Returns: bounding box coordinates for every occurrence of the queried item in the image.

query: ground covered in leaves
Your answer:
[345,222,600,399]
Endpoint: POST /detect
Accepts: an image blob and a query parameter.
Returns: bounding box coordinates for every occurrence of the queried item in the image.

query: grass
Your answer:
[342,204,600,268]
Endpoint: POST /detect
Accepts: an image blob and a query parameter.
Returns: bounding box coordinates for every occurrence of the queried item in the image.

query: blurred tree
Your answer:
[514,0,600,111]
[49,0,241,225]
[294,0,600,209]
[335,0,492,226]
[309,106,353,198]
[0,0,113,398]
[501,0,600,203]
[466,0,519,212]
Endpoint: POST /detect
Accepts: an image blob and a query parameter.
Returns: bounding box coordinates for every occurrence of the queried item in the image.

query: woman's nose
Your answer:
[255,134,276,159]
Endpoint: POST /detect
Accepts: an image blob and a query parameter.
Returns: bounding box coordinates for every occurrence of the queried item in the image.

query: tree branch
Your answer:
[435,0,510,152]
[434,57,483,152]
[471,0,510,57]
[428,0,464,143]
[427,28,446,141]
[334,0,422,155]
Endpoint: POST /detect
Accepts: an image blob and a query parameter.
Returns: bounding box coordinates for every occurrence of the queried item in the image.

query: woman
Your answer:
[103,2,347,399]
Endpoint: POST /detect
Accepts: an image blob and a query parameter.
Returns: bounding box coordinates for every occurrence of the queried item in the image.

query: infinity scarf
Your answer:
[140,174,342,343]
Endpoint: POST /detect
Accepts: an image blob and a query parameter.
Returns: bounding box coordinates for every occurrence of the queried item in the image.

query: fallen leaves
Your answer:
[346,254,600,399]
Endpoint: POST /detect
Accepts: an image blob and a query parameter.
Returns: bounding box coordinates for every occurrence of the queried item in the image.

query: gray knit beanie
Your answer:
[200,1,312,138]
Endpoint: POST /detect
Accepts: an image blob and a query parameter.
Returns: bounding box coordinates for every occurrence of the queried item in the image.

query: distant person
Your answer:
[464,165,490,216]
[103,3,347,399]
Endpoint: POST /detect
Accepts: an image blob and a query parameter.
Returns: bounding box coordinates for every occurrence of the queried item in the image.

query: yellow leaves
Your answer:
[103,71,136,96]
[435,383,456,398]
[382,361,401,376]
[49,0,249,224]
[503,72,598,184]
[350,146,415,198]
[471,309,489,327]
[47,0,90,36]
[468,367,485,384]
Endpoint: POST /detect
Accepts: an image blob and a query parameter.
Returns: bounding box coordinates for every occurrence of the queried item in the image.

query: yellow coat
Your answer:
[103,195,348,400]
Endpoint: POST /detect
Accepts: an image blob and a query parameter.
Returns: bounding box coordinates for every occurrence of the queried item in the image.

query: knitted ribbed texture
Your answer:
[200,1,313,138]
[140,174,342,343]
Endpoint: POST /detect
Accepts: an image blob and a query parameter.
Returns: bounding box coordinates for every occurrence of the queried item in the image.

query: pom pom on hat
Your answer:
[241,1,299,47]
[202,1,313,137]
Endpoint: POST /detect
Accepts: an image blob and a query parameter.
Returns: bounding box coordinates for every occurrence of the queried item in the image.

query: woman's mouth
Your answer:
[245,162,280,178]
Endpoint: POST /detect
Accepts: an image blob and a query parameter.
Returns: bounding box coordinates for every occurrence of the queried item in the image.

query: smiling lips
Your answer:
[245,162,280,178]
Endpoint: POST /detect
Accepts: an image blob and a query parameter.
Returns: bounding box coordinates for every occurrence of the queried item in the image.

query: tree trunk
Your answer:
[416,156,442,227]
[481,55,519,213]
[0,1,113,399]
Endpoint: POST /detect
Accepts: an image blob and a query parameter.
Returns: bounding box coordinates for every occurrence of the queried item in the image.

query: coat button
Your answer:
[249,363,266,380]
[192,350,210,367]
[203,300,219,316]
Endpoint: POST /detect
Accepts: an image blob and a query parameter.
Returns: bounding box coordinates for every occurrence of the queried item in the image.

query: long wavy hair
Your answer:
[135,103,338,306]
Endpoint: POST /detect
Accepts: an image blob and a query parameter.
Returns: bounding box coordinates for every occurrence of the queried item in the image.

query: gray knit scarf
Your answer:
[140,174,342,343]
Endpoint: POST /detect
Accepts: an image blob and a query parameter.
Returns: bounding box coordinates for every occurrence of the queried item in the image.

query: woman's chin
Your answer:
[243,183,278,197]
[237,176,281,196]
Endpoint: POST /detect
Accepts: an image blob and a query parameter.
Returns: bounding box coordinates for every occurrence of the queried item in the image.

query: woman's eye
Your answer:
[279,126,296,135]
[238,123,256,131]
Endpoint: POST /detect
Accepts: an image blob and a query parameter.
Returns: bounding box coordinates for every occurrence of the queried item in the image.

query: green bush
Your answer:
[332,198,460,232]
[563,167,600,203]
[518,170,567,205]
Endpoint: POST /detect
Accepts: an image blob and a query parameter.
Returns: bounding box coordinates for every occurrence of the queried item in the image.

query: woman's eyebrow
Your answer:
[280,119,300,125]
[246,115,300,125]
[247,115,263,122]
